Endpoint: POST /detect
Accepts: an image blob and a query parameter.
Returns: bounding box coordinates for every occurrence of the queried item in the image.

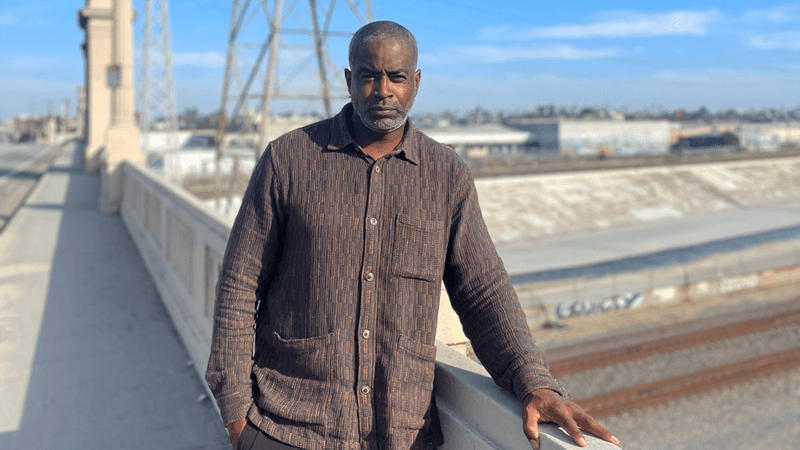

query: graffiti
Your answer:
[557,292,644,319]
[719,274,758,294]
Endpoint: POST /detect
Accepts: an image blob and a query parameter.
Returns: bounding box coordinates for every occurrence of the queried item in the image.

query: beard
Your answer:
[352,95,415,133]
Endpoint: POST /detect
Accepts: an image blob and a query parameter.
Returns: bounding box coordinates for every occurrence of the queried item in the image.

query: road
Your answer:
[0,143,60,231]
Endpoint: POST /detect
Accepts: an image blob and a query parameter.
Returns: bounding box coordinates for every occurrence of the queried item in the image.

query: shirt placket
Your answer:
[356,158,386,441]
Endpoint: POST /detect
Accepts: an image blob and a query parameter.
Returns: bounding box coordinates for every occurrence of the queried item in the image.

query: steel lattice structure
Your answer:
[216,0,373,159]
[138,0,178,149]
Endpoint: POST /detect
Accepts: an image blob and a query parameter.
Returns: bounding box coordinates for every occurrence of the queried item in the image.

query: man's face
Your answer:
[346,38,421,133]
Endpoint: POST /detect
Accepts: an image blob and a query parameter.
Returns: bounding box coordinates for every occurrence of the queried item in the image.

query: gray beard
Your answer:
[353,98,414,133]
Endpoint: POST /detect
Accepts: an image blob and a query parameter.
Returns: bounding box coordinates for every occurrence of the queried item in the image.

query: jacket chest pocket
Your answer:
[391,215,446,283]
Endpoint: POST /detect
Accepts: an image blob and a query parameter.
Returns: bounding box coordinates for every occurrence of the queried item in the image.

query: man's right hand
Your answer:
[226,418,247,449]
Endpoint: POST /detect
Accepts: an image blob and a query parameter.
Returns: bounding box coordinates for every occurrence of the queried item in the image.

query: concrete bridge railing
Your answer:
[119,160,617,450]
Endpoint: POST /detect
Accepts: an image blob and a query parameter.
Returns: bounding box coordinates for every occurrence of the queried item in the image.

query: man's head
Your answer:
[345,21,420,134]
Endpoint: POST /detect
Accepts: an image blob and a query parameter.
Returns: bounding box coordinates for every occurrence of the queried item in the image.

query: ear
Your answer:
[345,68,352,91]
[414,69,421,90]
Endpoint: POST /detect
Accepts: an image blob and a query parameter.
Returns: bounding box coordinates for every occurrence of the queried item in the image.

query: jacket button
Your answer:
[365,272,375,282]
[361,385,371,394]
[362,329,371,339]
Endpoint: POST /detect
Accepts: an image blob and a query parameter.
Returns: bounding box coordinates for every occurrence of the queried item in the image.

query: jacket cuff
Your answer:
[214,387,253,426]
[513,373,565,403]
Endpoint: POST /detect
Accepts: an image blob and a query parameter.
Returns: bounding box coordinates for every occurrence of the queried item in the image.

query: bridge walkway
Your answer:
[0,141,227,449]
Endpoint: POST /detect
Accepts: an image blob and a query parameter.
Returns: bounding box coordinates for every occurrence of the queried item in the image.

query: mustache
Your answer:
[366,101,401,111]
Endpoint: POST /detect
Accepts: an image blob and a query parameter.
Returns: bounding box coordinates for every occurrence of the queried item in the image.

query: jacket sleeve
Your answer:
[442,163,562,402]
[205,146,283,425]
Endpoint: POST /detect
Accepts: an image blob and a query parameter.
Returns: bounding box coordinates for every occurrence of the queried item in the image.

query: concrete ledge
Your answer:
[435,341,619,450]
[120,161,233,384]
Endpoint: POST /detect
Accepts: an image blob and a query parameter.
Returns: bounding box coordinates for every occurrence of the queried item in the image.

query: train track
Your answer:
[578,346,800,418]
[544,299,800,377]
[542,298,800,418]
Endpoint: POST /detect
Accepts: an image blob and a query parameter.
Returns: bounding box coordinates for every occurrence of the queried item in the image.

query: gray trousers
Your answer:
[237,421,301,450]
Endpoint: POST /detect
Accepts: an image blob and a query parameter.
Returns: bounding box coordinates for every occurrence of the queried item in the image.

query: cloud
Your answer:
[749,32,800,50]
[479,10,719,40]
[4,57,67,71]
[172,51,226,68]
[743,4,800,24]
[651,68,790,84]
[423,45,619,65]
[0,14,18,26]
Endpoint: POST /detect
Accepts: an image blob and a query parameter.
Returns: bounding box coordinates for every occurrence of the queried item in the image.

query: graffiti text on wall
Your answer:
[557,292,644,319]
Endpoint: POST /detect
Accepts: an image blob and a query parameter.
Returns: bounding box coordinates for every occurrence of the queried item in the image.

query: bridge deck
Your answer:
[0,142,227,449]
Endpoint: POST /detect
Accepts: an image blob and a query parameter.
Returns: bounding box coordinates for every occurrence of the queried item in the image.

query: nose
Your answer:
[374,74,391,99]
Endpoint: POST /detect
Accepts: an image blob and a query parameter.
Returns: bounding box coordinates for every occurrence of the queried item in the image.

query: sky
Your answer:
[0,0,798,119]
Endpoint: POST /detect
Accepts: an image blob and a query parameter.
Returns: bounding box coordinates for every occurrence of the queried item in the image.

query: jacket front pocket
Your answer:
[391,215,445,283]
[388,336,437,430]
[255,330,334,426]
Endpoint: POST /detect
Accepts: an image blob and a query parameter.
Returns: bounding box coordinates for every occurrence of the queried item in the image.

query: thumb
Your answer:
[522,407,541,449]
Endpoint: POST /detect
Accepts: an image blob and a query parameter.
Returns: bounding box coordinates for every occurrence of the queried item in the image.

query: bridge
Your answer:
[2,1,800,449]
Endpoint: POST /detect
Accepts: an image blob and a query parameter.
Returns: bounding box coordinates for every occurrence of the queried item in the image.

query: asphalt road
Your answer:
[0,143,60,231]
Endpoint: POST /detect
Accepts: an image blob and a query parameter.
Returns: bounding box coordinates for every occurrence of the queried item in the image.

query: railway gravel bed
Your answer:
[556,323,800,400]
[599,369,800,450]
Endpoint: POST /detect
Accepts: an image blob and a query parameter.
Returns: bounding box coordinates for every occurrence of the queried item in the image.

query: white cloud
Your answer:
[651,68,789,84]
[480,10,719,40]
[172,51,226,68]
[0,14,18,26]
[5,57,66,71]
[743,4,800,24]
[422,45,619,65]
[750,32,800,50]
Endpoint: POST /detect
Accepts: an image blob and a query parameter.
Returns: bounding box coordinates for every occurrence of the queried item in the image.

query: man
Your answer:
[206,21,619,450]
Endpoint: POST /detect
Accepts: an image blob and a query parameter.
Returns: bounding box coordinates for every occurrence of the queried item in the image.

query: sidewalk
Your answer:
[0,142,228,449]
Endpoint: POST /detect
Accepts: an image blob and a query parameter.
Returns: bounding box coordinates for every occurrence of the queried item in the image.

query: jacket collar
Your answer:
[326,103,419,165]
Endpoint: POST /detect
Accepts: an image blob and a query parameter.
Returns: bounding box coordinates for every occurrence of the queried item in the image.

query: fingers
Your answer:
[574,411,620,446]
[524,390,620,448]
[555,413,587,448]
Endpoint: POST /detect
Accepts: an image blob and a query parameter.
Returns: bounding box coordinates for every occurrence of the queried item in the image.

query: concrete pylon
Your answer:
[100,0,144,214]
[78,0,113,173]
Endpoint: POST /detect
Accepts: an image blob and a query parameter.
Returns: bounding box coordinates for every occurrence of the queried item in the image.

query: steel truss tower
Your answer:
[216,0,373,159]
[138,0,178,150]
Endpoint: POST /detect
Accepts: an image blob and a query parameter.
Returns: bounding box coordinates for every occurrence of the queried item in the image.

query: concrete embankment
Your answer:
[476,155,800,245]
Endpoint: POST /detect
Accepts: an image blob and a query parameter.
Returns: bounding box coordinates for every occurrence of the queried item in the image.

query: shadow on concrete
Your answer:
[0,144,227,449]
[510,224,800,285]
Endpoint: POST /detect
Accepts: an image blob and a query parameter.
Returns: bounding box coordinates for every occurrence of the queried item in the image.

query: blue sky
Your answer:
[0,1,798,119]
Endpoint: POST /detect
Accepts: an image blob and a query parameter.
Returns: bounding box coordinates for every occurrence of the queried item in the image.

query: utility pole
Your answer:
[138,0,178,152]
[214,0,372,210]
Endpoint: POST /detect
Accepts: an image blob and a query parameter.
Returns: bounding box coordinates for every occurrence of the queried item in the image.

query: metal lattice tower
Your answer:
[216,0,373,159]
[138,0,178,149]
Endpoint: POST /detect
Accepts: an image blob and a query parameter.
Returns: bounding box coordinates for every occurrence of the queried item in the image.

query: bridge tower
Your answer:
[215,0,373,160]
[138,0,178,151]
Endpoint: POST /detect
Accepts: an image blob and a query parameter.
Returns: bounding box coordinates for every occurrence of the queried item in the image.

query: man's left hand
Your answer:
[522,388,619,449]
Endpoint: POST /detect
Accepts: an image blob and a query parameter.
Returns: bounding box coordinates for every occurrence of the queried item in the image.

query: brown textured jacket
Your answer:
[206,104,560,450]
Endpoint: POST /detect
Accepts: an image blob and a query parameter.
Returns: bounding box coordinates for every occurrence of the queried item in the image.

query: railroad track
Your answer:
[542,298,800,418]
[544,299,800,377]
[578,346,800,418]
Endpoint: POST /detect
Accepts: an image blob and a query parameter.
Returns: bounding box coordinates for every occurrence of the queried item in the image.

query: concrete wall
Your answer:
[477,156,800,246]
[119,161,616,449]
